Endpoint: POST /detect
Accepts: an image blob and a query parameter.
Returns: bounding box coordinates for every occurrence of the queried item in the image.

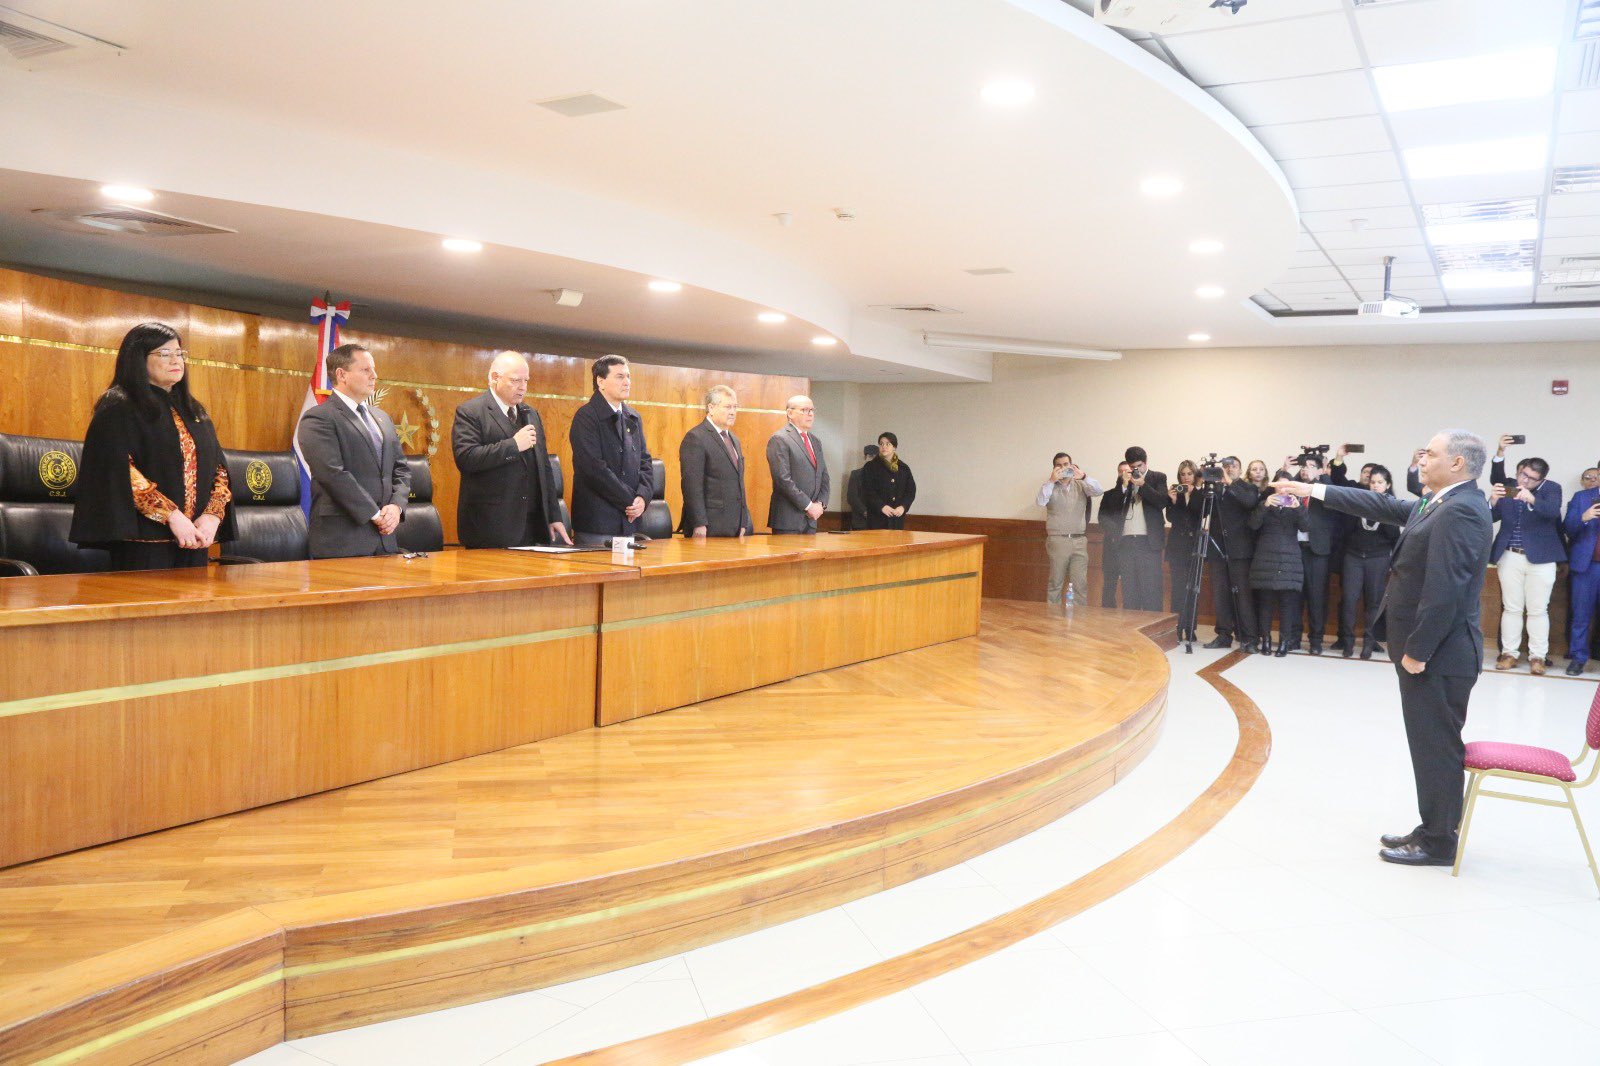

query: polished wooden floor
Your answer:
[0,602,1171,1065]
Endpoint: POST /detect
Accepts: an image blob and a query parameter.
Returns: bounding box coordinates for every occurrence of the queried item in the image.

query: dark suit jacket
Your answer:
[678,420,751,536]
[1488,458,1566,564]
[451,391,561,548]
[1321,482,1492,676]
[295,394,410,559]
[1565,487,1600,575]
[1101,471,1168,552]
[766,423,830,533]
[569,392,653,536]
[1215,479,1262,561]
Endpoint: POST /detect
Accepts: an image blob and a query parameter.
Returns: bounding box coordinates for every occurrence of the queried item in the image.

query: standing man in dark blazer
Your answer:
[1290,452,1341,654]
[295,343,410,559]
[569,355,654,545]
[767,395,829,534]
[451,351,570,548]
[679,384,751,537]
[1274,429,1493,867]
[1203,457,1261,652]
[1102,446,1168,611]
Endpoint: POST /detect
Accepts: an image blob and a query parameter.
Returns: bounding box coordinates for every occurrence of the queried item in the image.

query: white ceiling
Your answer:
[1,0,1598,376]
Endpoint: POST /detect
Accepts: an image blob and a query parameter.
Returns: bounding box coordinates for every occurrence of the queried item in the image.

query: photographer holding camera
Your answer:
[1203,457,1264,652]
[1037,451,1103,606]
[1282,446,1342,655]
[1488,434,1565,675]
[1103,446,1168,611]
[1166,460,1204,642]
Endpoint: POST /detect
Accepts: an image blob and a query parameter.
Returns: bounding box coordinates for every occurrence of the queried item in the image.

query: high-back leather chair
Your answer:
[548,454,573,533]
[639,457,674,540]
[0,433,110,576]
[397,455,445,553]
[220,449,308,563]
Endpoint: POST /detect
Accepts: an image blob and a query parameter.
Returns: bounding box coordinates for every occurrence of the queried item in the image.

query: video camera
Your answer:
[1295,444,1331,467]
[1197,452,1226,486]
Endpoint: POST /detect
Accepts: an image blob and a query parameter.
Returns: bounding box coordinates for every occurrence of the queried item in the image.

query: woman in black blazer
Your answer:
[1249,488,1311,656]
[1165,460,1204,642]
[70,322,235,572]
[1338,464,1401,659]
[860,431,916,530]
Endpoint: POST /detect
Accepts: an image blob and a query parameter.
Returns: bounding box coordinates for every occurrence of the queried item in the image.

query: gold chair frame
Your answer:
[1453,738,1600,896]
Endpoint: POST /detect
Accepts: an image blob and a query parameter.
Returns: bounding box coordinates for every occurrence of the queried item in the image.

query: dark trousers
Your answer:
[108,541,209,572]
[1121,537,1164,611]
[1394,664,1476,857]
[1341,552,1390,647]
[1255,587,1301,644]
[1210,554,1257,643]
[1101,536,1124,608]
[1167,535,1199,632]
[1571,568,1600,664]
[1300,546,1331,645]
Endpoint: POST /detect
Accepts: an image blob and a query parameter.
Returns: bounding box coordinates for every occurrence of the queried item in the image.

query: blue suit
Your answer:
[1565,487,1600,665]
[1489,480,1566,564]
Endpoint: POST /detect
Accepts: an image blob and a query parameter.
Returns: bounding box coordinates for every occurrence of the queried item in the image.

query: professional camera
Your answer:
[1197,452,1226,486]
[1296,444,1331,467]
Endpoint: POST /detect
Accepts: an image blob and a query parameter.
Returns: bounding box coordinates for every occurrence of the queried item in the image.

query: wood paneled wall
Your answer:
[0,268,807,543]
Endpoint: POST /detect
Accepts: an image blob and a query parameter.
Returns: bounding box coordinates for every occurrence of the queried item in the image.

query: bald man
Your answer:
[767,394,830,534]
[451,351,570,548]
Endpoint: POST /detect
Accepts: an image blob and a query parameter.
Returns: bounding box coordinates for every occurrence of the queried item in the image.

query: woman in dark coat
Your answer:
[860,431,916,530]
[1338,464,1401,659]
[1249,488,1311,656]
[1165,459,1204,642]
[70,322,235,571]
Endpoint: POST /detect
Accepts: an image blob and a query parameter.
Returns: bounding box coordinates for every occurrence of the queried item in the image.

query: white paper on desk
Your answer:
[508,545,591,554]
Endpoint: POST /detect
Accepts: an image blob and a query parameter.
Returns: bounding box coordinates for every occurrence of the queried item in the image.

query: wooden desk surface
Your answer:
[593,529,985,576]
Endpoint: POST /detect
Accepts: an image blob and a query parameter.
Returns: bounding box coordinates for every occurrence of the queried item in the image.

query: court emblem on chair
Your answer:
[38,450,76,496]
[245,459,274,501]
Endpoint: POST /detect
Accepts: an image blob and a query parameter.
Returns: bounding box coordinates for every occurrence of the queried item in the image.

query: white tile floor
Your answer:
[242,645,1600,1066]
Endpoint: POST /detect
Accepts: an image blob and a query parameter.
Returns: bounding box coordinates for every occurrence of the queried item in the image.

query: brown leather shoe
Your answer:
[1531,657,1548,676]
[1495,653,1516,670]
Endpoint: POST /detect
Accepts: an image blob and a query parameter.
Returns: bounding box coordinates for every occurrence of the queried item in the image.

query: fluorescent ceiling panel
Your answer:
[1402,136,1547,179]
[1373,47,1555,112]
[1426,219,1540,244]
[1441,270,1535,289]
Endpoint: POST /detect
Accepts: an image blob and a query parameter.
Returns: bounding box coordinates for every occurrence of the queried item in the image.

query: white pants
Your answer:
[1498,551,1558,659]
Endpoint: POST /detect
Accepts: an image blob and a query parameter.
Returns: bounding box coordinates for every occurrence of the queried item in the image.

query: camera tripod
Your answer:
[1182,484,1246,655]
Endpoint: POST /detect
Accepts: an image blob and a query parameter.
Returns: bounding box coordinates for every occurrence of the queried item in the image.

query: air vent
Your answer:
[535,92,626,118]
[0,6,123,68]
[1553,282,1600,292]
[871,303,962,314]
[32,206,236,237]
[964,266,1014,276]
[1579,0,1600,40]
[1421,197,1537,224]
[1555,163,1600,195]
[1543,267,1600,283]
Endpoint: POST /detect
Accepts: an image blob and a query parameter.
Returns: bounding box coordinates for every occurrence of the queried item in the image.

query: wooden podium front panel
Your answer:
[0,584,600,868]
[597,541,983,725]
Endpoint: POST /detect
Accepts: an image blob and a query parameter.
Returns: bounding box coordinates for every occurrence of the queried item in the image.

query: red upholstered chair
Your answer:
[1454,684,1600,895]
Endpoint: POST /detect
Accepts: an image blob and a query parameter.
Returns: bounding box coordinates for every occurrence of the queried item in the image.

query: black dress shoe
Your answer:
[1275,640,1290,657]
[1568,660,1587,677]
[1334,637,1354,657]
[1241,639,1258,653]
[1380,831,1415,848]
[1379,842,1453,866]
[1203,635,1233,649]
[1309,641,1323,656]
[1259,641,1274,656]
[1360,643,1375,660]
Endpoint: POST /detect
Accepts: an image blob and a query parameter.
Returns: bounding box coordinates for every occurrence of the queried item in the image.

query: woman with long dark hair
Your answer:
[1165,459,1203,641]
[1337,464,1401,659]
[1248,483,1311,656]
[70,322,235,571]
[860,431,916,530]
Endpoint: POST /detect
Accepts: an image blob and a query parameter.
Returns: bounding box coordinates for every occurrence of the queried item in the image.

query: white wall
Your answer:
[852,343,1600,520]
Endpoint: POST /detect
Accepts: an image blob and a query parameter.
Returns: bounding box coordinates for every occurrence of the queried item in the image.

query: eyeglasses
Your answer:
[151,350,188,362]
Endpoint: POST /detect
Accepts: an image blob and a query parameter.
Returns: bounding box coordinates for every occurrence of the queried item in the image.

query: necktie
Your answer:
[720,430,739,467]
[800,432,816,467]
[355,403,383,455]
[616,409,627,446]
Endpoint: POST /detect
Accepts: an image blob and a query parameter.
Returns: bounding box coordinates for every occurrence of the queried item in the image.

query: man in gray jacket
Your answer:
[295,343,411,559]
[767,395,830,534]
[1037,451,1103,604]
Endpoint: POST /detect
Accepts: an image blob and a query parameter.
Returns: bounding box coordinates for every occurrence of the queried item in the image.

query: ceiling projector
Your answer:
[1095,0,1248,33]
[1357,256,1421,320]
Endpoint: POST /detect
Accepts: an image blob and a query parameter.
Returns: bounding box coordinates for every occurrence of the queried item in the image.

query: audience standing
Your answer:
[1488,435,1565,675]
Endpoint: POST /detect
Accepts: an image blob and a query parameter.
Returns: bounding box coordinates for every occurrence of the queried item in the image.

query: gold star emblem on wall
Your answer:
[394,412,420,450]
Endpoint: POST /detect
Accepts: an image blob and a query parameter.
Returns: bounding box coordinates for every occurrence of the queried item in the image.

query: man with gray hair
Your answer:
[451,351,570,548]
[1274,429,1491,868]
[678,384,751,537]
[767,394,830,534]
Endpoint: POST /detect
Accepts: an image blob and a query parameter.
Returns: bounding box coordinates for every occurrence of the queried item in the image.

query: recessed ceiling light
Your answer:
[1426,219,1540,245]
[1140,175,1183,198]
[1189,239,1224,255]
[811,336,838,347]
[441,237,482,253]
[100,184,154,202]
[1373,47,1555,113]
[648,279,682,293]
[757,311,787,323]
[1195,285,1225,299]
[1442,270,1533,290]
[980,79,1035,107]
[1187,333,1212,342]
[1402,136,1546,180]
